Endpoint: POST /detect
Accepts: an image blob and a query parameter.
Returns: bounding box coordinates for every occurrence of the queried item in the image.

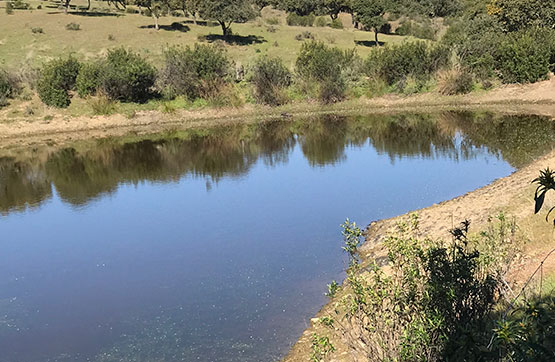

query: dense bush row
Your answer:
[4,23,555,111]
[443,8,555,85]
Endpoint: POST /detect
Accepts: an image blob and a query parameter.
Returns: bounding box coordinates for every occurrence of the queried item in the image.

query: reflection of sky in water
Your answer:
[0,114,551,361]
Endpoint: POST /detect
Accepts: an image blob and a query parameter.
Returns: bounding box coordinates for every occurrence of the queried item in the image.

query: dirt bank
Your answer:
[1,78,555,150]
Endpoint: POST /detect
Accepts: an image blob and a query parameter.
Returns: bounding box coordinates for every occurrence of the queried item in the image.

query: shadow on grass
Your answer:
[355,40,385,47]
[181,19,219,27]
[139,22,191,32]
[68,11,122,17]
[200,34,266,45]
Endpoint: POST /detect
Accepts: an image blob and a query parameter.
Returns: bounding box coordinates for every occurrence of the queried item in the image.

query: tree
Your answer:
[277,0,322,16]
[322,0,352,20]
[198,0,258,36]
[353,0,386,45]
[134,0,169,30]
[488,0,555,32]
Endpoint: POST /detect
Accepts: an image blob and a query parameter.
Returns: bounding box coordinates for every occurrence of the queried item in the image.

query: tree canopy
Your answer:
[353,0,386,45]
[198,0,259,36]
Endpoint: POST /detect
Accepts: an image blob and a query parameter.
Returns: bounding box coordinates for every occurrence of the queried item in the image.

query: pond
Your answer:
[0,111,554,362]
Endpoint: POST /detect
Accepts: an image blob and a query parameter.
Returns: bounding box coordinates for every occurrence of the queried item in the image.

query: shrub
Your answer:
[396,20,435,40]
[315,16,328,27]
[265,16,279,25]
[101,48,156,102]
[6,1,13,14]
[65,23,81,31]
[325,217,503,361]
[496,30,550,84]
[31,27,43,34]
[441,15,503,80]
[250,56,292,106]
[295,31,314,41]
[296,41,353,103]
[437,67,474,95]
[9,0,30,10]
[365,42,450,86]
[76,61,104,97]
[0,69,21,99]
[157,44,231,100]
[37,57,81,108]
[286,13,315,27]
[89,93,115,115]
[329,18,343,29]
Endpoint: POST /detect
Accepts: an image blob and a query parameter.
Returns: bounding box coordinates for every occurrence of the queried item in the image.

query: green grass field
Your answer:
[0,0,413,69]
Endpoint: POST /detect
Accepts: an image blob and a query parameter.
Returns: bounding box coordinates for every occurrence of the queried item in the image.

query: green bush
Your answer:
[5,1,13,14]
[496,30,551,84]
[250,56,291,105]
[396,20,435,40]
[441,15,503,80]
[0,69,21,99]
[266,17,279,25]
[286,13,315,27]
[65,22,81,31]
[9,0,30,10]
[37,57,81,108]
[490,295,555,360]
[76,62,104,97]
[157,44,231,100]
[296,41,353,103]
[365,41,450,86]
[101,48,156,102]
[329,18,343,29]
[315,16,328,27]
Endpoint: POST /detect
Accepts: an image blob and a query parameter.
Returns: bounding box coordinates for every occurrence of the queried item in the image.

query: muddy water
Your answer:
[0,112,554,362]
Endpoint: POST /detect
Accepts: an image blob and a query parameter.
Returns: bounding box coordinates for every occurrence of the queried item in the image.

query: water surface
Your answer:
[0,112,554,361]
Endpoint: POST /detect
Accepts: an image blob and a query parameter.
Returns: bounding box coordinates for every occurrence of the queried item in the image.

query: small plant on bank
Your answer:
[437,67,474,95]
[533,168,555,222]
[310,333,335,362]
[0,69,22,101]
[250,56,291,106]
[89,93,115,115]
[325,281,339,298]
[31,27,44,34]
[5,1,13,14]
[65,23,81,31]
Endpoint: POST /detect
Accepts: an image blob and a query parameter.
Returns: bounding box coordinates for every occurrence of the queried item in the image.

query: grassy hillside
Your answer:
[0,1,412,69]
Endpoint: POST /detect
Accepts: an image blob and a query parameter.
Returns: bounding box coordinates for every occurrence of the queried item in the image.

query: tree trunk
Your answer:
[375,30,379,46]
[64,0,70,14]
[86,0,90,11]
[153,13,159,30]
[220,21,229,37]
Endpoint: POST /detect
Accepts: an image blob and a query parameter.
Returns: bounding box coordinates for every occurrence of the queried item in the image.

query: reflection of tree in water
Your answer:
[1,112,554,213]
[296,115,349,167]
[0,158,52,215]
